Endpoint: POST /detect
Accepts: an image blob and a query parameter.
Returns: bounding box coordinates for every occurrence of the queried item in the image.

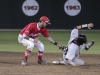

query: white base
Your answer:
[52,60,64,65]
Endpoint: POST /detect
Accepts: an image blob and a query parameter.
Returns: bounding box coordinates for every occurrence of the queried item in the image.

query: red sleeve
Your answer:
[41,28,49,37]
[23,24,33,36]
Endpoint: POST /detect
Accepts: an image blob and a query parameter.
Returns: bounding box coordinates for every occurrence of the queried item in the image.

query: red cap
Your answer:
[40,16,51,25]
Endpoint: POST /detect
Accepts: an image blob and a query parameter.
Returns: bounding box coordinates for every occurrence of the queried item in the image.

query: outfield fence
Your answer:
[0,29,100,31]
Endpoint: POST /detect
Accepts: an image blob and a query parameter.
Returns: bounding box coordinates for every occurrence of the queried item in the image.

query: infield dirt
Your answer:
[0,52,100,75]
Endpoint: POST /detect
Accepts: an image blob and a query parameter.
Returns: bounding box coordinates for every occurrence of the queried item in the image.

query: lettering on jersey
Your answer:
[25,30,29,33]
[24,30,29,34]
[29,33,41,38]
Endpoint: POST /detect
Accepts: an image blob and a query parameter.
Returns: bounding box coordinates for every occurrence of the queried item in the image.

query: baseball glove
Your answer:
[85,40,95,50]
[59,45,68,52]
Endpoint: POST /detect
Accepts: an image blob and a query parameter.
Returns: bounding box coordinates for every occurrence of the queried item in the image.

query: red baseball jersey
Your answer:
[20,22,49,38]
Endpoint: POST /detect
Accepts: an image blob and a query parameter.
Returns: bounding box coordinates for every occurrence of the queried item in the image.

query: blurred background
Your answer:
[0,0,100,29]
[0,1,100,74]
[0,0,100,53]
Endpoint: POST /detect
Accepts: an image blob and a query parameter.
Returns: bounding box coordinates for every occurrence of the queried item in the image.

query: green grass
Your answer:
[0,30,100,54]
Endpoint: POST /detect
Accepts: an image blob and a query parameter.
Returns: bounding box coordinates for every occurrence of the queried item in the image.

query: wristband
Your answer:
[29,38,34,42]
[54,42,58,46]
[81,24,88,28]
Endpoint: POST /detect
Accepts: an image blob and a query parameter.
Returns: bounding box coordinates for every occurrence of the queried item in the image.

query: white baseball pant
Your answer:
[18,34,44,51]
[63,52,84,66]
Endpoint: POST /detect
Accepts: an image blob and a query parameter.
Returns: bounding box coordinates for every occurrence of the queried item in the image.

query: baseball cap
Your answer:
[40,16,51,25]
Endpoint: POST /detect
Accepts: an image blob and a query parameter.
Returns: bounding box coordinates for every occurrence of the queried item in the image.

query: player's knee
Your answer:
[79,60,84,66]
[37,42,44,51]
[81,60,84,65]
[27,44,34,51]
[75,59,84,66]
[39,44,44,51]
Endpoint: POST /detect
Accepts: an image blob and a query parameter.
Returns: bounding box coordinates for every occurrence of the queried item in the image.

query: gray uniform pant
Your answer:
[63,52,84,66]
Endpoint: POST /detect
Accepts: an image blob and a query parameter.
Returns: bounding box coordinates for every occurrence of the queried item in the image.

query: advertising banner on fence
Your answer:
[0,0,100,29]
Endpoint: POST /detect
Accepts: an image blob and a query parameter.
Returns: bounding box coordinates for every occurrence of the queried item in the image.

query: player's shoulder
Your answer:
[41,27,47,31]
[40,28,48,34]
[27,22,37,27]
[71,28,78,32]
[69,43,79,50]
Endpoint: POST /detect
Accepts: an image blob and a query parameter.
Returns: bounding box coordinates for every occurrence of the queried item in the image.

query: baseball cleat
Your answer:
[38,60,47,65]
[21,60,27,66]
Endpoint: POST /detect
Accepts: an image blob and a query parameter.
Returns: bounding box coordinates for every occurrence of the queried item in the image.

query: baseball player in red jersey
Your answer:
[18,16,61,66]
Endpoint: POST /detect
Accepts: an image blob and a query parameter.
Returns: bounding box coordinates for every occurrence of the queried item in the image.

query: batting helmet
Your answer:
[76,34,87,45]
[39,16,51,25]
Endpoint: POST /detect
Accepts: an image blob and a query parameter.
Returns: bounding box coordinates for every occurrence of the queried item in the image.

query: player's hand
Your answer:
[57,44,64,50]
[85,40,95,50]
[59,45,64,49]
[58,45,67,51]
[34,38,39,43]
[57,44,62,48]
[87,23,94,29]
